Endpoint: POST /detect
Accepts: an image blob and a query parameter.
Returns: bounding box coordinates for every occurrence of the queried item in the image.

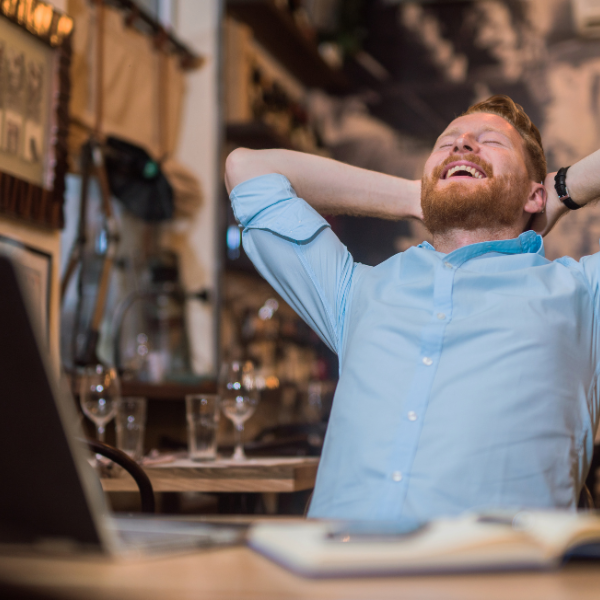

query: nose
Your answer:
[453,134,478,154]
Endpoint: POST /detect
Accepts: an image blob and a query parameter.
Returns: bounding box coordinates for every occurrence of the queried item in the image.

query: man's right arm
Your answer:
[230,171,361,356]
[226,149,421,356]
[225,148,423,221]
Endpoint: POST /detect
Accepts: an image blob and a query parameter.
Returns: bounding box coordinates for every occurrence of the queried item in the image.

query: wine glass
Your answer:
[219,361,258,460]
[79,364,120,442]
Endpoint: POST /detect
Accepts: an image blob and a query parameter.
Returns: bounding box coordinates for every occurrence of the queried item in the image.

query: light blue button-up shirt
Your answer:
[230,173,600,521]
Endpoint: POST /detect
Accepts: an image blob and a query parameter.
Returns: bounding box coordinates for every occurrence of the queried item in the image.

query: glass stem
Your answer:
[97,424,106,443]
[233,422,245,459]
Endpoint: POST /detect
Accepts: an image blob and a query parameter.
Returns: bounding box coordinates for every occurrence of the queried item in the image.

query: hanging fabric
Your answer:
[67,0,203,219]
[68,0,185,163]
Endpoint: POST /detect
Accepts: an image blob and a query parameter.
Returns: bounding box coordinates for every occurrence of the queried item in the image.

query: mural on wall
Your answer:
[321,0,600,263]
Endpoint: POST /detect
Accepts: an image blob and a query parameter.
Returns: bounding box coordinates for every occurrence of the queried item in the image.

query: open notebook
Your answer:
[249,511,600,577]
[0,255,245,556]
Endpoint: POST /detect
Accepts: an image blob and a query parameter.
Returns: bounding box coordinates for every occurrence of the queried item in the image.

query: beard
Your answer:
[421,153,530,235]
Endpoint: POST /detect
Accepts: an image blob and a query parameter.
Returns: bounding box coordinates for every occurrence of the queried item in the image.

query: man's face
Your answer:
[421,113,533,235]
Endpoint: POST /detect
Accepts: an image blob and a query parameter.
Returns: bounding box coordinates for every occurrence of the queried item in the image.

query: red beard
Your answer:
[421,153,530,235]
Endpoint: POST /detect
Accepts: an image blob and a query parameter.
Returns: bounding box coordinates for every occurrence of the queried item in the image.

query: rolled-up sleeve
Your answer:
[230,174,358,355]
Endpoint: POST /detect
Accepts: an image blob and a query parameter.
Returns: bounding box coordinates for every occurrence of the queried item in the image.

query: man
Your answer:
[225,95,600,522]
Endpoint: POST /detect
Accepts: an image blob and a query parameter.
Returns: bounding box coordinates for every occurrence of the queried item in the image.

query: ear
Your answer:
[523,181,546,214]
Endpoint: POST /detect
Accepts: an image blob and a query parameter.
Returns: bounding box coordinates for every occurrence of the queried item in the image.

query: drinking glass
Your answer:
[219,361,258,460]
[79,364,120,442]
[186,394,220,461]
[116,397,147,461]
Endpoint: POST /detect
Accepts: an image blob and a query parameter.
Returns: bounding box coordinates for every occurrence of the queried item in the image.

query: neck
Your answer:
[432,225,523,254]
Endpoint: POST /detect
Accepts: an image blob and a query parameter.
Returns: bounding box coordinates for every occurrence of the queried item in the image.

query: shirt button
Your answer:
[444,262,452,270]
[422,357,433,366]
[392,471,403,482]
[437,313,446,320]
[408,411,417,421]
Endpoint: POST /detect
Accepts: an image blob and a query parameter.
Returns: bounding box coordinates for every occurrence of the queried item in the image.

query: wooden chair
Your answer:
[84,439,155,513]
[581,443,600,510]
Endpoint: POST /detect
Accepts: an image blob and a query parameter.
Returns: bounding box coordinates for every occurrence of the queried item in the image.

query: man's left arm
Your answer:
[533,150,600,236]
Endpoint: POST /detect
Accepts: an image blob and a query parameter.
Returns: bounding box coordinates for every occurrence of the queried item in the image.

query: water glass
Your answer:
[186,394,220,461]
[116,397,147,461]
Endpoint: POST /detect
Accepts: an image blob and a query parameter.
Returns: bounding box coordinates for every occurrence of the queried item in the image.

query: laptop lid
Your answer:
[0,255,119,553]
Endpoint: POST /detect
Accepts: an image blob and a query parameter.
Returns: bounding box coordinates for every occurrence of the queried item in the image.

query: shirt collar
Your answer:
[417,230,544,267]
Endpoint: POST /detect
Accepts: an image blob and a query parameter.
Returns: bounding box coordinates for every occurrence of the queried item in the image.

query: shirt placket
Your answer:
[377,258,457,519]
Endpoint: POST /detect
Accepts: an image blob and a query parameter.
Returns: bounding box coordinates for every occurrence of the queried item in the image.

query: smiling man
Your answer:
[225,95,600,521]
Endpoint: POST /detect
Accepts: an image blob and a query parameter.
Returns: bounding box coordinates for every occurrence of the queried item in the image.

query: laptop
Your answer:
[0,255,245,556]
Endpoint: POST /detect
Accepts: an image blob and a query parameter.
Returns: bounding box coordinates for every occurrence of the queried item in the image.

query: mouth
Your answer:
[441,161,487,180]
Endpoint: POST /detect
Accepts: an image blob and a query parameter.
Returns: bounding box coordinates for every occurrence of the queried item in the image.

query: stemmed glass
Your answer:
[219,361,258,460]
[79,364,120,442]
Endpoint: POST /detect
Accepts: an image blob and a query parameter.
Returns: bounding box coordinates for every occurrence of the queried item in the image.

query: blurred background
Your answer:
[2,0,600,513]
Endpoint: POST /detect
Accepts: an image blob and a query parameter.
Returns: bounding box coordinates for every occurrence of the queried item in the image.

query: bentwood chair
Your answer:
[83,438,156,513]
[581,443,600,510]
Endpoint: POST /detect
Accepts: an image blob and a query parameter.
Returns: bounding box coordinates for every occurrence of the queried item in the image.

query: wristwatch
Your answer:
[554,166,582,210]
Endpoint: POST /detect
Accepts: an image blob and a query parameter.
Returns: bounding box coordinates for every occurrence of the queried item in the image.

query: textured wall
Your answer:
[339,0,600,262]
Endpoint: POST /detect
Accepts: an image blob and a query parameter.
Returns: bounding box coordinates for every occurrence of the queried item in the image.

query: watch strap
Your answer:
[554,166,582,210]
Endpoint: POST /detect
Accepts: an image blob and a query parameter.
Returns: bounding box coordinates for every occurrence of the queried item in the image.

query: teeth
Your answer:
[446,165,484,179]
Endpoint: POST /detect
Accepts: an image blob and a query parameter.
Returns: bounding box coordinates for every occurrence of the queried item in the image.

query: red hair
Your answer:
[463,95,546,183]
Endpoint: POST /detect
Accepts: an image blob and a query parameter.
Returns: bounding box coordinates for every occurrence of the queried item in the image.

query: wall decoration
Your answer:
[0,1,73,229]
[0,233,52,344]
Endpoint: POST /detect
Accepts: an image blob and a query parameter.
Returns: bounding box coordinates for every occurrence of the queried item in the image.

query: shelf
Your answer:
[226,0,349,93]
[120,380,217,400]
[105,0,204,70]
[226,121,294,150]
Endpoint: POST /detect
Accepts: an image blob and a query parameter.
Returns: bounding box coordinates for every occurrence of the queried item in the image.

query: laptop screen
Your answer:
[0,256,104,548]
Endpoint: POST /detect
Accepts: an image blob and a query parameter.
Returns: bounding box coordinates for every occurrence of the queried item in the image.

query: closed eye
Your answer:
[480,134,509,146]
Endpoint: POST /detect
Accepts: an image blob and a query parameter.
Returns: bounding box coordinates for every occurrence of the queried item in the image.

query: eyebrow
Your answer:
[436,126,512,143]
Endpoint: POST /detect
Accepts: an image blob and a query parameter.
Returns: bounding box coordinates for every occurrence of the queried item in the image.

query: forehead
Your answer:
[437,113,521,144]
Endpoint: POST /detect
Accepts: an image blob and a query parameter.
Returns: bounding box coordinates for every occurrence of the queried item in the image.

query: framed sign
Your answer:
[0,1,73,229]
[0,233,51,343]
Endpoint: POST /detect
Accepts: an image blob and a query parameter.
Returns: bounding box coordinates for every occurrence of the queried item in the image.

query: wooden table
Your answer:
[101,457,319,493]
[1,526,599,600]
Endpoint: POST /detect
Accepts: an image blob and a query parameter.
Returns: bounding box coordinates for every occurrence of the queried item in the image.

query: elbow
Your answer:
[225,147,255,195]
[225,148,283,194]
